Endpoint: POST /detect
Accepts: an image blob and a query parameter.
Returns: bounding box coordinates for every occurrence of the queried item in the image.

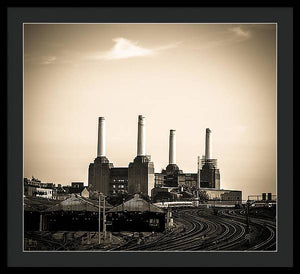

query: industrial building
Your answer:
[88,115,154,197]
[24,196,62,231]
[152,128,240,204]
[153,128,219,191]
[87,115,241,204]
[24,195,112,231]
[106,194,166,232]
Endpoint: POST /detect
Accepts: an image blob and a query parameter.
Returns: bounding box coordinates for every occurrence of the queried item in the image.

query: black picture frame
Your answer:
[5,5,293,268]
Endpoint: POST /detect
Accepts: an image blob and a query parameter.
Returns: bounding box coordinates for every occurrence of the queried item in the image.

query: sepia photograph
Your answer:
[23,23,277,252]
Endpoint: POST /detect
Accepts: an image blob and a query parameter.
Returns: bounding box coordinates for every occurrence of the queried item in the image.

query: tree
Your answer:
[198,190,209,202]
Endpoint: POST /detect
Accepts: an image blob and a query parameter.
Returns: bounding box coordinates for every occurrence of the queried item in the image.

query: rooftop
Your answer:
[108,194,164,213]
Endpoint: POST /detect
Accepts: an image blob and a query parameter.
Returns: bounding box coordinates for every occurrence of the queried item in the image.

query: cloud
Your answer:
[25,54,79,67]
[91,38,180,60]
[195,26,252,50]
[25,38,181,65]
[40,56,57,65]
[229,26,251,39]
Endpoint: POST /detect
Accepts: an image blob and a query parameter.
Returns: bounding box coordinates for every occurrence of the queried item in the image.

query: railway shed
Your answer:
[42,195,112,231]
[107,194,166,232]
[25,194,113,231]
[24,196,60,231]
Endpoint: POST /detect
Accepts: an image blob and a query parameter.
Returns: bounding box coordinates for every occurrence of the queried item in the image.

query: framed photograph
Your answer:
[6,6,293,268]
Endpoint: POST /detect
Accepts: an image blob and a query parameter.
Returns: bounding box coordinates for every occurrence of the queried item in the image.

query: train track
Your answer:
[25,208,276,251]
[220,209,276,250]
[110,217,194,251]
[116,208,275,251]
[25,231,89,251]
[117,208,245,251]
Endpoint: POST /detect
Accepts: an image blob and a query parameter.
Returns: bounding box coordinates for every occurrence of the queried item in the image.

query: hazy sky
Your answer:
[24,24,276,200]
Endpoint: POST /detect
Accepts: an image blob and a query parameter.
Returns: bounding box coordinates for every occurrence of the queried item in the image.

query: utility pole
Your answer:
[103,195,106,241]
[39,213,43,232]
[166,205,170,230]
[245,200,251,245]
[98,193,101,244]
[246,201,250,232]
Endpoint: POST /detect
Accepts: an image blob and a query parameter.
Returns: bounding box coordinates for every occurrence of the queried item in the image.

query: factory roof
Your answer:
[108,194,164,213]
[44,195,112,212]
[24,196,60,212]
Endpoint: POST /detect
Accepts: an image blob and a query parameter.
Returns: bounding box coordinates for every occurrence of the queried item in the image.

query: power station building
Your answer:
[152,128,241,203]
[88,115,154,197]
[154,128,220,190]
[88,116,241,203]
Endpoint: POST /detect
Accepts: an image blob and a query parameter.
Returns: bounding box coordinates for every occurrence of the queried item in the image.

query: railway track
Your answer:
[25,208,276,251]
[118,208,245,251]
[25,231,89,251]
[25,231,64,250]
[117,208,275,251]
[220,209,276,250]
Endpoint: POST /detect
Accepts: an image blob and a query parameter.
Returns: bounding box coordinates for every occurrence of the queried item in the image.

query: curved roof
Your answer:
[44,195,112,212]
[24,196,60,212]
[108,194,164,213]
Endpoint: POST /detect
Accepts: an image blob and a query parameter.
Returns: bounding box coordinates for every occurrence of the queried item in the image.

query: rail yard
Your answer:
[24,207,276,251]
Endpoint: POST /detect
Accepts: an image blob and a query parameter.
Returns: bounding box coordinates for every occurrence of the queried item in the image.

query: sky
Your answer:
[24,24,276,200]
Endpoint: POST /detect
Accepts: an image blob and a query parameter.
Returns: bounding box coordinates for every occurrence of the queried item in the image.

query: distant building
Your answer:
[128,155,154,197]
[71,182,84,188]
[24,177,55,198]
[52,185,90,200]
[24,184,37,197]
[87,117,241,201]
[80,187,90,198]
[110,168,128,194]
[199,157,220,189]
[88,116,154,197]
[154,129,219,192]
[203,189,241,200]
[153,129,241,203]
[35,187,53,199]
[151,187,178,202]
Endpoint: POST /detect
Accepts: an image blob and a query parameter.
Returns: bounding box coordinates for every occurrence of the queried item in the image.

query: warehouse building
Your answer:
[24,195,112,231]
[24,196,60,231]
[203,189,242,204]
[107,194,165,232]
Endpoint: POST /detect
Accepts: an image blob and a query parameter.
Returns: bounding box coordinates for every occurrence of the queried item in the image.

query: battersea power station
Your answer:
[88,115,241,202]
[88,116,154,197]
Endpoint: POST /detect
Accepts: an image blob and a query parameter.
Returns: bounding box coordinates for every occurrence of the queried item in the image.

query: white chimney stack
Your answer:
[97,117,106,157]
[169,130,176,164]
[137,115,146,156]
[205,128,212,160]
